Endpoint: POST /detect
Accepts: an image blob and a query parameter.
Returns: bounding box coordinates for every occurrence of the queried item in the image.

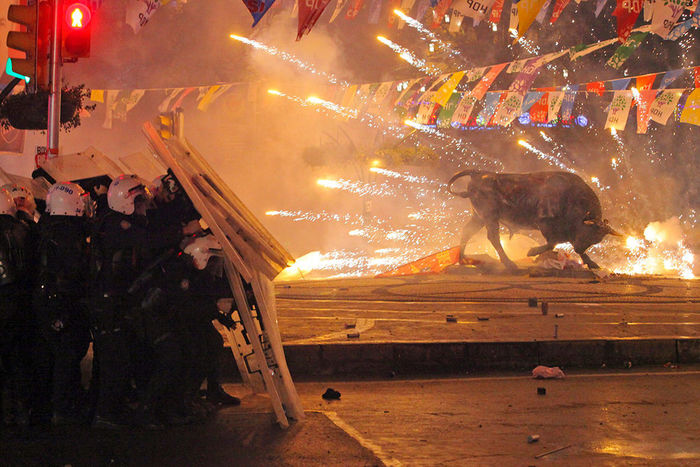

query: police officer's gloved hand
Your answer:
[217,310,236,329]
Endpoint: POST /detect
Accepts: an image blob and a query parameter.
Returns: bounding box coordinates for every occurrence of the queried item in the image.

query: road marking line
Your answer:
[314,410,402,467]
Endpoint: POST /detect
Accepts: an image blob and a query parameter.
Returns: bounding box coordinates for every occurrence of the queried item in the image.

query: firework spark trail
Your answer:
[369,167,445,187]
[317,178,402,198]
[392,9,465,65]
[404,120,504,170]
[518,139,577,172]
[230,34,348,86]
[265,209,363,224]
[376,35,442,76]
[306,96,358,119]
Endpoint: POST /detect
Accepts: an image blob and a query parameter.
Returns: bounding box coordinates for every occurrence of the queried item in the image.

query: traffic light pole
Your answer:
[47,0,62,159]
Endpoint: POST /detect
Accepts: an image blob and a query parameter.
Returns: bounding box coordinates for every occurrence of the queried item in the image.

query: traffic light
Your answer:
[6,1,51,92]
[158,112,174,139]
[62,1,92,59]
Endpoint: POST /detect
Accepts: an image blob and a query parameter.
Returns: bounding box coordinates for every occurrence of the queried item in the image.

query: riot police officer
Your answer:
[33,182,92,425]
[90,175,200,428]
[0,188,33,427]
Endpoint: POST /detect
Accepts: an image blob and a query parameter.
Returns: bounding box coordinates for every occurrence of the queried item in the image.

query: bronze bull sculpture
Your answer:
[448,170,621,270]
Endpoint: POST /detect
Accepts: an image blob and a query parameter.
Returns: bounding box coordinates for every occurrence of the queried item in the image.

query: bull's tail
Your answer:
[447,169,483,198]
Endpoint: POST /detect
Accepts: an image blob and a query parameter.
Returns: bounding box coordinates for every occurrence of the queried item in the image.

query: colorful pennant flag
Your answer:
[606,31,649,69]
[451,95,478,125]
[431,71,466,106]
[90,90,105,103]
[659,69,684,89]
[489,0,505,22]
[636,89,657,133]
[515,0,548,41]
[605,91,633,131]
[651,0,688,38]
[594,0,609,16]
[679,88,700,126]
[453,0,497,23]
[415,92,439,124]
[476,92,502,125]
[666,4,700,40]
[695,67,700,88]
[529,92,549,122]
[297,0,332,40]
[508,57,543,95]
[241,0,277,26]
[493,92,524,126]
[560,84,579,121]
[437,93,463,128]
[636,74,656,90]
[126,0,161,33]
[612,0,644,42]
[346,0,365,18]
[568,37,618,60]
[536,0,552,23]
[330,0,349,22]
[432,0,454,28]
[522,91,544,112]
[586,81,606,96]
[550,0,571,23]
[611,78,631,90]
[471,63,508,99]
[547,91,564,122]
[649,90,683,124]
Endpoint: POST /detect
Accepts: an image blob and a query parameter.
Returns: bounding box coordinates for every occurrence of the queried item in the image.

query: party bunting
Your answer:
[341,84,358,107]
[550,0,571,23]
[437,93,463,128]
[297,0,332,40]
[451,95,478,125]
[569,37,618,60]
[667,5,700,40]
[126,0,161,33]
[612,0,644,41]
[515,0,548,41]
[102,91,120,129]
[560,84,579,121]
[471,63,508,99]
[679,88,700,126]
[606,31,649,69]
[329,0,349,22]
[449,10,465,31]
[489,0,505,22]
[636,89,657,133]
[432,0,454,27]
[476,93,502,125]
[431,71,466,106]
[605,91,633,131]
[507,58,529,73]
[643,0,656,21]
[610,78,631,90]
[522,91,544,112]
[488,92,509,125]
[536,0,552,23]
[659,69,684,89]
[241,0,277,26]
[90,90,105,103]
[368,81,394,113]
[547,91,564,122]
[509,0,521,32]
[586,81,606,96]
[493,92,524,126]
[649,90,684,124]
[529,92,549,122]
[508,57,543,95]
[636,74,656,90]
[594,0,609,16]
[465,67,487,81]
[346,0,365,18]
[651,0,689,38]
[695,67,700,87]
[415,92,439,124]
[453,0,497,23]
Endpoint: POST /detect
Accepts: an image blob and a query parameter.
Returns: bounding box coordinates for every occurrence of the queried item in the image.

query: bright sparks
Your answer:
[518,140,576,172]
[230,34,347,85]
[376,35,441,75]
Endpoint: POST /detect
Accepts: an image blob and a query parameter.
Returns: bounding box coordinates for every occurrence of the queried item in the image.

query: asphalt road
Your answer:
[273,273,699,344]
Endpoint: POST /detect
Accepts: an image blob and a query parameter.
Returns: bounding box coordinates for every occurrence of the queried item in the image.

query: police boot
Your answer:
[206,384,240,406]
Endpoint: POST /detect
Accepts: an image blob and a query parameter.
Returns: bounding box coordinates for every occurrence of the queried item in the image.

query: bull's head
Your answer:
[583,218,623,237]
[447,169,482,198]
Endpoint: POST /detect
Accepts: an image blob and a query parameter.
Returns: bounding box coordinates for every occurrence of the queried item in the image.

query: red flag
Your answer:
[636,74,656,91]
[530,93,549,122]
[636,89,657,134]
[431,0,453,28]
[297,0,332,40]
[550,0,571,23]
[490,0,504,23]
[586,81,606,96]
[488,92,508,126]
[612,0,643,42]
[345,0,364,18]
[695,67,700,88]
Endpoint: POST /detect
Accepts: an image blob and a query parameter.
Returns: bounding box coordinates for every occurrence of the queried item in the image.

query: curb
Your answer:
[224,338,700,379]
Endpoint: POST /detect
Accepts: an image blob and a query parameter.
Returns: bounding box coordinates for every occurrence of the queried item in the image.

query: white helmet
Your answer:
[1,183,35,215]
[183,234,223,270]
[107,174,151,215]
[46,182,91,216]
[0,188,16,216]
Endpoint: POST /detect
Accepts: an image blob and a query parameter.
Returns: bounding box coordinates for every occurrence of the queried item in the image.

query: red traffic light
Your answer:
[65,3,91,30]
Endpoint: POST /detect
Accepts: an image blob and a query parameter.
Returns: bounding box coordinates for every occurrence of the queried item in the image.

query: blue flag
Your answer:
[475,93,502,126]
[522,92,544,113]
[610,78,631,90]
[659,69,684,89]
[560,84,579,122]
[243,0,277,26]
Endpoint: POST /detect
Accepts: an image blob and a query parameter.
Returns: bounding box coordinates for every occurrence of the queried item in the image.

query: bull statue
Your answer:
[447,170,621,270]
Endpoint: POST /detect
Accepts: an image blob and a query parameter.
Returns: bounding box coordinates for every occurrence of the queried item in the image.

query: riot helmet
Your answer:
[183,234,223,270]
[0,188,16,216]
[46,182,92,217]
[107,174,152,215]
[1,183,35,215]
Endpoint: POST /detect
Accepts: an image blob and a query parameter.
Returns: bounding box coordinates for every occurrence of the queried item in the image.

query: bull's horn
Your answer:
[602,219,623,237]
[447,169,481,198]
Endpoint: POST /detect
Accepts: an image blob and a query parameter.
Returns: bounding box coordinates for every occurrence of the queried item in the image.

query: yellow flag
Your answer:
[515,0,548,43]
[680,89,700,127]
[197,85,221,111]
[90,89,105,103]
[431,71,466,107]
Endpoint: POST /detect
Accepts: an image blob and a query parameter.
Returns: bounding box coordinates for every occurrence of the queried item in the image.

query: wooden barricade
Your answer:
[142,122,303,428]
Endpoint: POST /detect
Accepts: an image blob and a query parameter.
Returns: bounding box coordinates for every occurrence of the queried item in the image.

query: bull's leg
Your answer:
[575,245,600,269]
[485,220,517,270]
[527,243,555,257]
[459,216,484,262]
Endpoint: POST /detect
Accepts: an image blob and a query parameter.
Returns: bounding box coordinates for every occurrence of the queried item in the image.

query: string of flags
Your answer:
[125,0,699,42]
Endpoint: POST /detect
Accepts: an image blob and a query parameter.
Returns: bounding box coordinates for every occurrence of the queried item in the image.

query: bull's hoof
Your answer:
[503,261,519,271]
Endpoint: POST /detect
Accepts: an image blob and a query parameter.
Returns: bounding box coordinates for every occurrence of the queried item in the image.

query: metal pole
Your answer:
[47,0,62,159]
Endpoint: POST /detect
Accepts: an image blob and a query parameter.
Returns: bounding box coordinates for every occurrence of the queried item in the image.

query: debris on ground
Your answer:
[534,444,573,459]
[663,362,679,369]
[477,316,490,321]
[345,323,356,329]
[555,313,565,318]
[347,332,360,339]
[446,315,457,322]
[322,388,341,400]
[528,298,538,307]
[532,365,565,379]
[541,302,549,315]
[537,387,546,395]
[534,250,583,270]
[527,434,540,443]
[624,361,632,369]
